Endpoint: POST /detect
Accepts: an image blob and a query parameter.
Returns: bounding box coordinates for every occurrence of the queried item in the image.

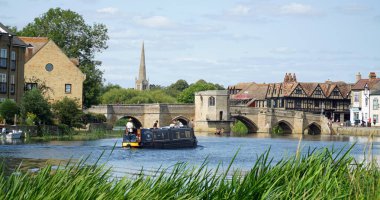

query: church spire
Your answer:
[138,42,146,81]
[135,41,149,90]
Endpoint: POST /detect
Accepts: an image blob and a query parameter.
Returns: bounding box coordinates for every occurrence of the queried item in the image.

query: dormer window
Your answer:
[295,88,302,94]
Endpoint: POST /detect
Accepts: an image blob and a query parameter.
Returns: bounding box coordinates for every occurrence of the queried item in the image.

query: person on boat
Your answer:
[126,118,134,134]
[153,120,158,129]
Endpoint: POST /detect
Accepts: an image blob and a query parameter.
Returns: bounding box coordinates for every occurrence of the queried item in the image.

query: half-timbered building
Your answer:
[229,73,352,122]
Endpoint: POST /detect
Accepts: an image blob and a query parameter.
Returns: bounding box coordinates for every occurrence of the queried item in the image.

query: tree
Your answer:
[52,97,83,128]
[100,83,122,96]
[0,99,19,124]
[177,80,224,103]
[19,8,109,108]
[165,79,189,98]
[20,89,52,125]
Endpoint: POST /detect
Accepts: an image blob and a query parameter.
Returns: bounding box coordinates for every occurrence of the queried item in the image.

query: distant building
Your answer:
[369,81,380,127]
[229,73,352,122]
[19,37,86,107]
[135,42,149,91]
[0,23,27,103]
[351,72,380,125]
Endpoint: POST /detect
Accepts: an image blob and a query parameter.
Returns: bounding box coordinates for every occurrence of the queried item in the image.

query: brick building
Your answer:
[0,23,27,103]
[19,37,86,107]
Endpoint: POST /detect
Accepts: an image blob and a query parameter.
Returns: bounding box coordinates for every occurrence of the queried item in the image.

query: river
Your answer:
[1,133,379,177]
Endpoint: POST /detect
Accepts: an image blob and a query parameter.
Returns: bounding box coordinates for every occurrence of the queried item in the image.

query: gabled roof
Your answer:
[352,78,380,90]
[299,83,318,96]
[371,82,380,95]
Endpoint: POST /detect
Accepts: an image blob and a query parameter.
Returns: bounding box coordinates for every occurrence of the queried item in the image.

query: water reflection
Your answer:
[0,134,379,176]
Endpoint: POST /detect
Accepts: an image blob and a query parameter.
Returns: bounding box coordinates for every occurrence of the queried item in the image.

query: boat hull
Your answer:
[122,127,197,149]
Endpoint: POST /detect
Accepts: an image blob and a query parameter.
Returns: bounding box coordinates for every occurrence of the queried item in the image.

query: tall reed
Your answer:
[1,145,379,199]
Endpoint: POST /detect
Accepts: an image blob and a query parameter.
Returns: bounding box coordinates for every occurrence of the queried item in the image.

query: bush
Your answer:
[0,99,19,124]
[272,125,284,135]
[115,118,129,127]
[231,120,248,136]
[52,97,83,128]
[82,112,107,124]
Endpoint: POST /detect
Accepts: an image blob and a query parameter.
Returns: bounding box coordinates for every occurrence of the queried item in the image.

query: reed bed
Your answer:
[1,145,379,200]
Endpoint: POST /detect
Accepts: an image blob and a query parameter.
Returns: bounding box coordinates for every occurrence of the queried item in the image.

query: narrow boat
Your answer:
[122,127,197,148]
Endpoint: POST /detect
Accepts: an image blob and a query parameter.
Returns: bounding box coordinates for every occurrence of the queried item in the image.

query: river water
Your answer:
[1,133,380,177]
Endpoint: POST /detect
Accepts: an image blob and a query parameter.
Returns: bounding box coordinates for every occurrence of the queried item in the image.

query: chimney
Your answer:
[26,44,33,61]
[284,73,289,82]
[355,72,361,82]
[293,73,297,82]
[369,72,377,81]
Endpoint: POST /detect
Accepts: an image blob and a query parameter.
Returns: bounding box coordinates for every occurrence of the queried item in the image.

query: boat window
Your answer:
[185,131,191,138]
[180,131,186,138]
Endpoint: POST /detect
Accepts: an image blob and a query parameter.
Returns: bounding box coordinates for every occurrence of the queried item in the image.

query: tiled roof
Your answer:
[352,78,380,90]
[231,83,268,100]
[299,83,318,96]
[19,37,49,56]
[371,82,380,95]
[228,82,253,90]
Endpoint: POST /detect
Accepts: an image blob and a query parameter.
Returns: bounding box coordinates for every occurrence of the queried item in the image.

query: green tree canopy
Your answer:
[0,99,19,124]
[18,8,109,108]
[165,79,189,98]
[177,80,225,103]
[52,97,83,128]
[101,88,176,104]
[20,89,52,125]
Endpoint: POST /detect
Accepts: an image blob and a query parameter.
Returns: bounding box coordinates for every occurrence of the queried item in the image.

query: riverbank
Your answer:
[334,126,380,137]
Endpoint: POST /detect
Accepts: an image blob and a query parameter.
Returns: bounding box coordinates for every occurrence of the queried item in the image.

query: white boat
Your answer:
[5,130,22,139]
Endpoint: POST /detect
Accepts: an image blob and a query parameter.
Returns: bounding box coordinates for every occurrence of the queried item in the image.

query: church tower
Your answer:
[135,42,149,90]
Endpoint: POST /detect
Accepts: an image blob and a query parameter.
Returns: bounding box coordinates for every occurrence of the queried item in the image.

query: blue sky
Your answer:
[1,0,379,88]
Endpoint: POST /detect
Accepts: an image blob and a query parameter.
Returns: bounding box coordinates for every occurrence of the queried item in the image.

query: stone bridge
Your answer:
[86,104,195,128]
[86,91,331,135]
[229,106,330,134]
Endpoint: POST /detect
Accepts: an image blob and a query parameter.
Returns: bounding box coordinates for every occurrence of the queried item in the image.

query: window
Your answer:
[0,49,7,68]
[365,98,368,106]
[332,88,340,96]
[10,51,16,70]
[314,100,319,107]
[10,75,15,94]
[65,84,72,93]
[45,63,54,72]
[354,92,359,102]
[295,88,302,94]
[0,73,6,93]
[25,83,38,91]
[208,96,215,106]
[374,98,379,110]
[315,89,322,95]
[332,101,337,108]
[295,100,301,108]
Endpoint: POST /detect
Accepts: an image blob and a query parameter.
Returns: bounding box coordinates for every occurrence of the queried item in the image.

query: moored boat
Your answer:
[5,130,22,139]
[122,127,197,148]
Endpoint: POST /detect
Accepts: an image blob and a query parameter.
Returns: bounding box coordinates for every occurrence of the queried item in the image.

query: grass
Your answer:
[28,129,123,142]
[1,144,379,199]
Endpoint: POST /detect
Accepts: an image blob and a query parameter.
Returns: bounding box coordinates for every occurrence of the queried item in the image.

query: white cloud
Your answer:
[280,3,316,16]
[96,7,119,15]
[133,16,174,28]
[229,4,251,16]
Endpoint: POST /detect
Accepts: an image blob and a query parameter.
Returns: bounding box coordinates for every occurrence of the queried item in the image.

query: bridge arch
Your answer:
[118,116,143,129]
[172,115,190,126]
[274,120,293,134]
[231,115,258,133]
[304,122,321,135]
